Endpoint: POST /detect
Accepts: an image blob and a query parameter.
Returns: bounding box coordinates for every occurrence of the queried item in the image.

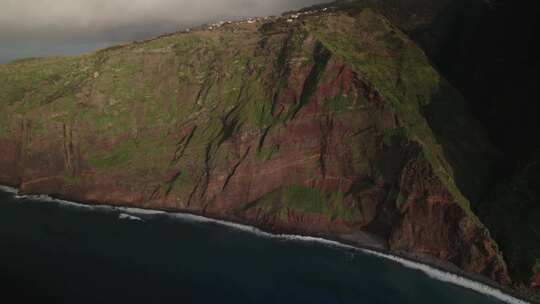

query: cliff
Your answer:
[0,3,528,296]
[346,0,540,296]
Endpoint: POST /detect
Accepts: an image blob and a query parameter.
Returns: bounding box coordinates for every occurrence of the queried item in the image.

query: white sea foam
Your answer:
[118,213,143,221]
[0,185,19,194]
[359,249,529,304]
[169,212,355,248]
[0,184,530,304]
[14,193,97,210]
[167,213,529,304]
[115,207,166,215]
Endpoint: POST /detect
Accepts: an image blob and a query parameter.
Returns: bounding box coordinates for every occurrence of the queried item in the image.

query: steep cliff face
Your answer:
[333,0,540,294]
[0,7,511,286]
[397,0,540,292]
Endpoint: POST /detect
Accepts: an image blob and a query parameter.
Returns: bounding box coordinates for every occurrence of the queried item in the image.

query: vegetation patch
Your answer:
[64,174,81,186]
[256,145,280,161]
[88,139,138,169]
[325,94,355,113]
[382,127,407,146]
[253,185,361,222]
[396,192,407,207]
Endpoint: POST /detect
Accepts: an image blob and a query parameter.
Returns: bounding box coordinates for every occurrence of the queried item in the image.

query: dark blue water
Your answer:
[0,189,512,304]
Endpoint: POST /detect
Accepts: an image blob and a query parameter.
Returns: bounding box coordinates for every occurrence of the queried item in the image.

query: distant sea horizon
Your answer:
[0,41,125,65]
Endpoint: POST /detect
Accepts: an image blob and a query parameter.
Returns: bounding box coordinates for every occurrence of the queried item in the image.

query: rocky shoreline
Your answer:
[0,184,536,304]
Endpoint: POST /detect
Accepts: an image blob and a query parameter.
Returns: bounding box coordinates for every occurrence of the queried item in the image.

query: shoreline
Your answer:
[0,184,536,304]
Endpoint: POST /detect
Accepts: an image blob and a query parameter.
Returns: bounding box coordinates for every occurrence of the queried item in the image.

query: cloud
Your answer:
[1,0,327,41]
[0,0,329,63]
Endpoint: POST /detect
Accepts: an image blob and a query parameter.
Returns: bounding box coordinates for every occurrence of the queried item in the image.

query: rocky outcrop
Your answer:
[0,5,512,288]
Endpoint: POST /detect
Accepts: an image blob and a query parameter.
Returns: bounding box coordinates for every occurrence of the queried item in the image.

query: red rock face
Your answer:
[0,9,513,289]
[532,273,540,288]
[0,138,20,186]
[389,156,510,284]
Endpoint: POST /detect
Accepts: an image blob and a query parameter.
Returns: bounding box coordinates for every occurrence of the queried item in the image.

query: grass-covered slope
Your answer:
[0,5,516,290]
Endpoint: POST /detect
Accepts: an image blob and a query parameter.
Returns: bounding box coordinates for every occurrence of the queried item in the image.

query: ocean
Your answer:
[0,187,525,304]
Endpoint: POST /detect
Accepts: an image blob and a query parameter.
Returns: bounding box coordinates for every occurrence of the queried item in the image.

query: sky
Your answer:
[0,0,329,63]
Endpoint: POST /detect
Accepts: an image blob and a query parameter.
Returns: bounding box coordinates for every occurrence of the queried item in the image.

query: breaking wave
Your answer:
[359,250,529,304]
[169,213,530,304]
[118,213,143,221]
[115,207,166,215]
[170,213,529,304]
[0,185,19,194]
[0,186,530,304]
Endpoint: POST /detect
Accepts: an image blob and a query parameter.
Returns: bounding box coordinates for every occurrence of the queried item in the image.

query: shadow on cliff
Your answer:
[392,0,540,289]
